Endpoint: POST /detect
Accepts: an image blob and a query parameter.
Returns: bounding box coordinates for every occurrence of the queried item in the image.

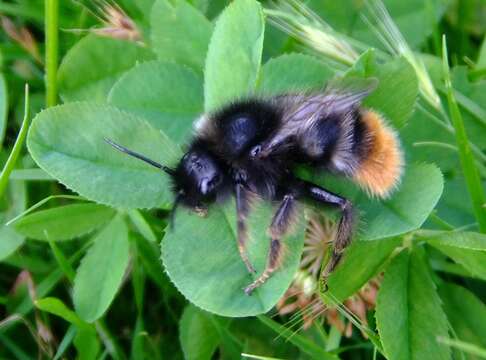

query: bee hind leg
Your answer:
[302,181,355,289]
[244,194,296,295]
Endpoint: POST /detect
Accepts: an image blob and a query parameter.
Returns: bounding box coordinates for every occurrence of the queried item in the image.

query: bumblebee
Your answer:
[106,78,403,295]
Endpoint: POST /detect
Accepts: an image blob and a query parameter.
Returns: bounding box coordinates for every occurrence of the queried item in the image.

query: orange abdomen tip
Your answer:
[354,110,403,198]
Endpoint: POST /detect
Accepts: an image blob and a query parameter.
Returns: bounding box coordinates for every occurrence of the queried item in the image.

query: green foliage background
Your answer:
[0,0,485,359]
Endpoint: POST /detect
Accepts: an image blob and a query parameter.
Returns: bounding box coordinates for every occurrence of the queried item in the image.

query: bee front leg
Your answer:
[302,181,355,289]
[235,183,256,274]
[244,194,296,295]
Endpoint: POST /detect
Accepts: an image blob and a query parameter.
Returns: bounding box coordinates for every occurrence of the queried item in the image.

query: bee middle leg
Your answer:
[244,194,296,295]
[235,183,256,274]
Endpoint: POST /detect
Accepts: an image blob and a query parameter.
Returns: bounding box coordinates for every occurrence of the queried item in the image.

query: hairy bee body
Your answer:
[106,79,403,294]
[194,94,402,202]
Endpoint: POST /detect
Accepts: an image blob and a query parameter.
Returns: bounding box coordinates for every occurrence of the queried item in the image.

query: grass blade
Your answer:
[53,325,76,360]
[442,36,486,233]
[0,85,30,199]
[256,315,339,360]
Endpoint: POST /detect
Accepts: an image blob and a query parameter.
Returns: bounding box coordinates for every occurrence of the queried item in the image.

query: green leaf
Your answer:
[9,168,53,181]
[27,102,181,209]
[35,297,87,328]
[179,305,219,360]
[162,200,305,317]
[259,53,334,95]
[128,210,156,243]
[0,226,24,261]
[58,34,154,102]
[73,216,130,322]
[0,73,7,147]
[424,231,486,251]
[204,0,264,111]
[375,248,451,360]
[108,60,203,143]
[150,0,213,70]
[346,52,419,129]
[35,297,100,359]
[12,203,115,241]
[435,178,475,227]
[358,163,444,240]
[400,100,459,174]
[326,237,400,302]
[74,329,101,360]
[0,181,26,261]
[439,282,486,352]
[426,231,486,280]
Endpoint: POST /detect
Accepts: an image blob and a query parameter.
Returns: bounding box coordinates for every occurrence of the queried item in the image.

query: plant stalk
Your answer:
[45,0,59,107]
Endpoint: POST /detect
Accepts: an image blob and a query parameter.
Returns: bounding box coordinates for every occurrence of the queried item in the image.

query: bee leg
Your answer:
[235,183,256,274]
[244,194,296,295]
[303,182,354,288]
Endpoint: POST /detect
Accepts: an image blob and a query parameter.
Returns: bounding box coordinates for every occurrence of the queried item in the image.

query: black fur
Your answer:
[351,110,370,160]
[106,86,376,294]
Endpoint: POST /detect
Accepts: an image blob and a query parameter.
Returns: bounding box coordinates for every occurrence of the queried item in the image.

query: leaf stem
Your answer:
[0,85,30,199]
[45,0,59,107]
[442,36,486,232]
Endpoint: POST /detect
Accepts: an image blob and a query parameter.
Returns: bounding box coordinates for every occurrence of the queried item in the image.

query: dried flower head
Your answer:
[301,212,336,277]
[1,16,42,64]
[92,0,141,42]
[277,213,381,336]
[70,0,142,43]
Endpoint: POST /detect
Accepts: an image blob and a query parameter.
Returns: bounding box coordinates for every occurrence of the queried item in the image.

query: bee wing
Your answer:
[320,76,378,113]
[276,77,378,125]
[260,77,378,158]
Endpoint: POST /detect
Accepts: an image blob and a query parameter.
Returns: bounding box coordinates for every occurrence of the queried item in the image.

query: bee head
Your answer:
[171,145,225,213]
[103,138,224,228]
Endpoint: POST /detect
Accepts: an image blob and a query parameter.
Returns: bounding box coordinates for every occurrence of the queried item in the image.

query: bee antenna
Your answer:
[104,138,175,175]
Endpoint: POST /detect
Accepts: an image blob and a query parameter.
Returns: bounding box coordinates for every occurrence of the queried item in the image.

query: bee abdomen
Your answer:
[353,110,403,198]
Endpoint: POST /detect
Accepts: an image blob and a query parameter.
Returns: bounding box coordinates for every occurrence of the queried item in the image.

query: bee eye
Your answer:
[194,162,202,171]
